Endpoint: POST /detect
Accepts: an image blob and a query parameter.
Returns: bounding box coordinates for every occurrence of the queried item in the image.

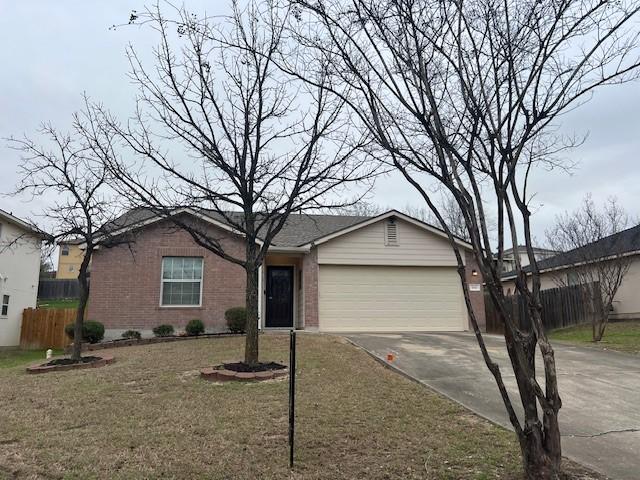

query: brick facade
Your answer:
[465,250,486,332]
[302,247,319,329]
[87,219,246,335]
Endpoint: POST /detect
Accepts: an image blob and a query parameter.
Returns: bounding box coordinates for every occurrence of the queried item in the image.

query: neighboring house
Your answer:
[87,209,486,338]
[0,209,45,346]
[498,245,558,272]
[502,224,640,320]
[56,239,85,279]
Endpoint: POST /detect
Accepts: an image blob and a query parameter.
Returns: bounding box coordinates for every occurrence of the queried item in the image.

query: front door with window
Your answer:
[265,266,294,328]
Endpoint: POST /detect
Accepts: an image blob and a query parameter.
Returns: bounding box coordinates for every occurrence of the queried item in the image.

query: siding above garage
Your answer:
[316,217,460,266]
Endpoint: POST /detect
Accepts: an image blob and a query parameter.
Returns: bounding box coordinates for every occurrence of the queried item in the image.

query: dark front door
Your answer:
[266,266,294,328]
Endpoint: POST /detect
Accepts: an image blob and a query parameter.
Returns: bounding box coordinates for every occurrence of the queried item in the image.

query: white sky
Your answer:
[1,1,639,249]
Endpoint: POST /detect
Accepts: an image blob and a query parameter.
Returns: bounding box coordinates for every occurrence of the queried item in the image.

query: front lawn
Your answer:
[0,334,600,479]
[0,334,523,479]
[550,320,640,354]
[0,348,63,369]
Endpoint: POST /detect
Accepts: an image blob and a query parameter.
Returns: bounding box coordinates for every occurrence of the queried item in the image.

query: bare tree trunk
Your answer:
[71,256,91,362]
[244,241,260,366]
[594,304,610,342]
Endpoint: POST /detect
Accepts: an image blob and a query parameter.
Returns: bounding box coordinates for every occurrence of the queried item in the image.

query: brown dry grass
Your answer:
[0,334,531,479]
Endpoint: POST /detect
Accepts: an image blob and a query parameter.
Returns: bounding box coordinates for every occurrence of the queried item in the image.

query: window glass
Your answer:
[1,295,9,316]
[161,257,203,306]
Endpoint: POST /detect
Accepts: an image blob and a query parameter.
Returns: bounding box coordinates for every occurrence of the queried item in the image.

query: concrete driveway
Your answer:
[347,332,640,480]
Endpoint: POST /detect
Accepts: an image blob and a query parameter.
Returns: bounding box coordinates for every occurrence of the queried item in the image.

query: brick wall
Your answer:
[302,247,319,329]
[87,219,246,333]
[465,250,486,332]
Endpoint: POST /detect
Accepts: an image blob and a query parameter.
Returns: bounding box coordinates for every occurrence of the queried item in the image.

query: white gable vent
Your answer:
[385,218,398,246]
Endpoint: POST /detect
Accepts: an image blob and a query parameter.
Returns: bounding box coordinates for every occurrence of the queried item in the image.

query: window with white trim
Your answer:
[161,257,203,306]
[61,245,70,256]
[1,295,9,317]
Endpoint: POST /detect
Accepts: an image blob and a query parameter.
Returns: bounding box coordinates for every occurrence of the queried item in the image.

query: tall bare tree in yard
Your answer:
[291,0,640,477]
[99,2,372,366]
[9,113,129,362]
[546,194,633,341]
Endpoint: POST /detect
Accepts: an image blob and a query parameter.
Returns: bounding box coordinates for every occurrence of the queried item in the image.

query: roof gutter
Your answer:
[266,245,311,254]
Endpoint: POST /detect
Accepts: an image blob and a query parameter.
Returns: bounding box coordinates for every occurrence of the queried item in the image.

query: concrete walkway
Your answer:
[347,332,640,480]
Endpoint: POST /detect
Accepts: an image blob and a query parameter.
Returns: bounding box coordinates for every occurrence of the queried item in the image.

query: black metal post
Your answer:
[288,329,296,468]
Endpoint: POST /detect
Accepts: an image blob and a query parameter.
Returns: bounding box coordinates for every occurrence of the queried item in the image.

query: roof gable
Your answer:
[0,209,45,237]
[305,210,472,250]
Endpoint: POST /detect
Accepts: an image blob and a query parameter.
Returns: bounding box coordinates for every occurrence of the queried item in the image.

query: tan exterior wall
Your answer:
[87,219,246,336]
[502,274,558,295]
[315,217,480,332]
[317,218,458,266]
[611,257,640,319]
[56,244,85,279]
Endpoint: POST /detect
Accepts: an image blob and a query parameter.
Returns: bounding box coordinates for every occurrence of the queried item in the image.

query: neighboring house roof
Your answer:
[502,223,640,280]
[0,208,46,238]
[501,245,558,257]
[99,207,472,250]
[58,237,84,246]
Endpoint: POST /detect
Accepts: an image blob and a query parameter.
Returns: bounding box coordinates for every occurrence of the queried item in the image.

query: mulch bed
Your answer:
[222,361,286,373]
[46,356,102,366]
[201,361,288,382]
[65,332,244,354]
[26,354,115,374]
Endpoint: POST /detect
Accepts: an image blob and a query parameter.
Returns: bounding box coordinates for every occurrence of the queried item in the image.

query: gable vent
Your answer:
[385,218,398,246]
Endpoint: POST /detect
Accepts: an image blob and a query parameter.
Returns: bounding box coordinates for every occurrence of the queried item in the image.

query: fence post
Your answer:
[288,329,297,468]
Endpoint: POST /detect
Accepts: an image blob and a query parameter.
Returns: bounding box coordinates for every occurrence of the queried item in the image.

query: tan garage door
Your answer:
[318,265,466,332]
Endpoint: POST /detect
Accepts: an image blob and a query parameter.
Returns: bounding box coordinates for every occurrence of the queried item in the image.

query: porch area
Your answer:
[258,252,317,331]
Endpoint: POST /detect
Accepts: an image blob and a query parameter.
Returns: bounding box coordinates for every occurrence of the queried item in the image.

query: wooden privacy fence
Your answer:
[37,279,80,300]
[485,283,602,335]
[20,308,75,349]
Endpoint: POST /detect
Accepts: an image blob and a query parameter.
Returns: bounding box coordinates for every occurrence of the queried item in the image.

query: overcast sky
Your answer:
[1,1,639,248]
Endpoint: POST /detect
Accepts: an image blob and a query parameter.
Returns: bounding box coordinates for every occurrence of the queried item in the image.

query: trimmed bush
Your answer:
[64,321,105,344]
[225,307,246,333]
[185,319,205,336]
[121,330,142,340]
[152,324,174,337]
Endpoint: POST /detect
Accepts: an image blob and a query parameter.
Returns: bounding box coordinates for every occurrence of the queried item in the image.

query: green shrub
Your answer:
[121,330,142,340]
[225,307,246,333]
[185,319,205,336]
[152,324,174,337]
[64,321,105,344]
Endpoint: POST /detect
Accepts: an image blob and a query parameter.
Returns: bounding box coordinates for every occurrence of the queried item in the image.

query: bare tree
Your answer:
[418,195,495,242]
[290,0,640,477]
[546,195,633,341]
[9,112,131,362]
[333,199,384,216]
[97,1,373,366]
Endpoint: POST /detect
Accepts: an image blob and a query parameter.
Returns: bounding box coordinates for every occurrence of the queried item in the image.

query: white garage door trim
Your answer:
[318,265,466,332]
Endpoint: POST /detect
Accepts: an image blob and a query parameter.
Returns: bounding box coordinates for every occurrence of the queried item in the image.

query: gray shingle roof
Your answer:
[102,207,370,248]
[502,223,640,278]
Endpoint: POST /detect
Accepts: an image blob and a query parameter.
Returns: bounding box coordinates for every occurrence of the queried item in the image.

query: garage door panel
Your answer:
[319,265,465,332]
